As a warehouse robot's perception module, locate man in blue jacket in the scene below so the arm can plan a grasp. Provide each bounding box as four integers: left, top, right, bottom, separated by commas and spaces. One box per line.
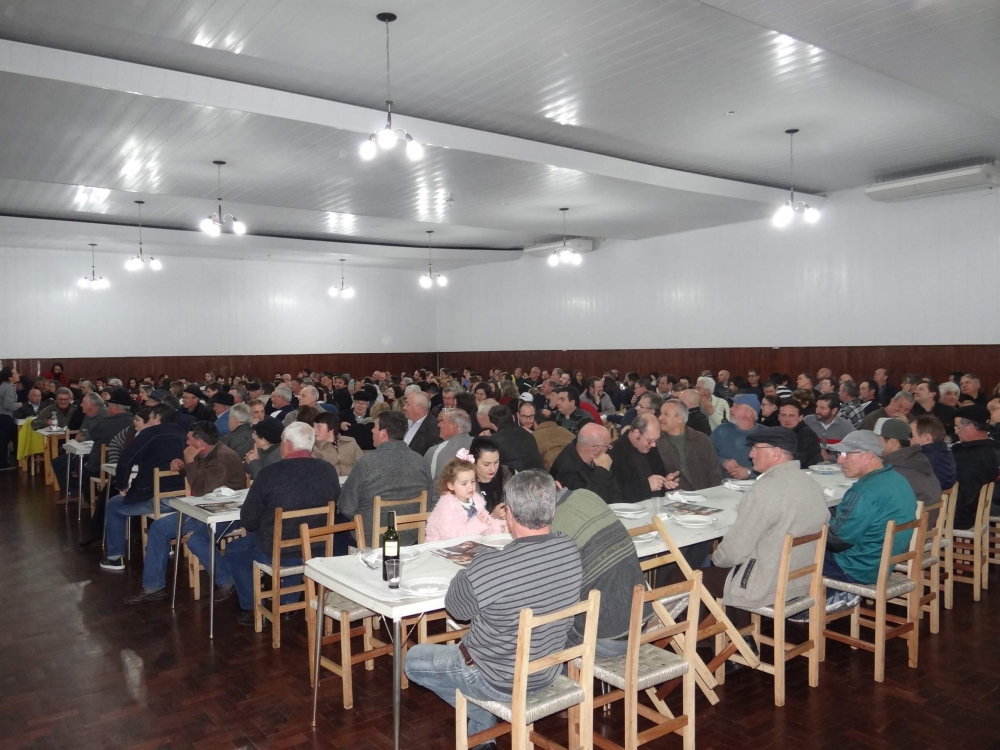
99, 403, 186, 571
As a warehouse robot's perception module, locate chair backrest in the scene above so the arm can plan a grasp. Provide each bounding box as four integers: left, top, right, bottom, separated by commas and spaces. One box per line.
271, 502, 337, 573
774, 526, 828, 610
627, 573, 701, 688
877, 512, 928, 593
371, 491, 428, 548
509, 590, 601, 721
628, 519, 689, 577
394, 511, 430, 544
940, 484, 958, 542
974, 482, 995, 530
152, 468, 187, 518
299, 515, 367, 605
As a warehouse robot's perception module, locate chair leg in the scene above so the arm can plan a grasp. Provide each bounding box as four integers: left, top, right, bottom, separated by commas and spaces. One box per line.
624, 672, 638, 750
682, 663, 696, 750
272, 579, 282, 650
944, 546, 954, 610
306, 603, 317, 687
340, 615, 354, 709
973, 537, 982, 601
252, 562, 264, 633
980, 530, 989, 591
850, 606, 860, 649
455, 690, 469, 750
363, 618, 375, 671
928, 564, 940, 635
566, 663, 581, 750
874, 599, 887, 683
906, 587, 919, 670
807, 601, 821, 689
773, 615, 786, 708
713, 630, 727, 685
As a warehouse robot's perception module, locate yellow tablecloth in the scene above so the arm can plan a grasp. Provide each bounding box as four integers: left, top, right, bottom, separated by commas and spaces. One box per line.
17, 421, 44, 460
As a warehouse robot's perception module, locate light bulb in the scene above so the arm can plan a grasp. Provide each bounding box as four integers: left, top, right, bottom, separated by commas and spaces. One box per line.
559, 247, 573, 263
772, 203, 793, 228
436, 274, 447, 287
96, 277, 109, 290
360, 138, 377, 160
547, 253, 560, 267
571, 252, 582, 266
341, 287, 355, 299
803, 206, 821, 224
78, 277, 91, 289
125, 256, 142, 271
376, 127, 397, 150
328, 286, 340, 297
419, 273, 433, 289
200, 217, 217, 234
149, 257, 162, 270
406, 138, 424, 161
232, 219, 246, 235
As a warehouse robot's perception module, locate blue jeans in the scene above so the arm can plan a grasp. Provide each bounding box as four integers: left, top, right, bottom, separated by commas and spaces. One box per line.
105, 494, 163, 559
141, 515, 239, 591
223, 533, 304, 611
405, 644, 513, 737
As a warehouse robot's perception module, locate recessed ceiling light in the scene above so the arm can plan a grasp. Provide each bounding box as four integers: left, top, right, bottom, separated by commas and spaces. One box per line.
725, 110, 736, 116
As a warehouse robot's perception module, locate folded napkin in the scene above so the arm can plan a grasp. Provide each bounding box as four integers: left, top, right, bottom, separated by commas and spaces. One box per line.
207, 486, 237, 497
667, 492, 706, 503
823, 488, 835, 498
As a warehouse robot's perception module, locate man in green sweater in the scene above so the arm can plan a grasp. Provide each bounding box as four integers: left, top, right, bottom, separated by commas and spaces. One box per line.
825, 431, 916, 606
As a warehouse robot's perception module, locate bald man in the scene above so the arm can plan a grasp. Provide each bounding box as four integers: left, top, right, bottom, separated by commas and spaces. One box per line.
403, 390, 442, 456
549, 422, 622, 504
678, 389, 712, 436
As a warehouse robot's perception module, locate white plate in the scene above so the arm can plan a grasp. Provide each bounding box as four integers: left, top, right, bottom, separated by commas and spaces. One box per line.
633, 531, 658, 542
838, 480, 856, 487
809, 464, 842, 474
362, 547, 421, 566
608, 503, 647, 518
398, 576, 451, 597
672, 516, 717, 528
480, 534, 512, 548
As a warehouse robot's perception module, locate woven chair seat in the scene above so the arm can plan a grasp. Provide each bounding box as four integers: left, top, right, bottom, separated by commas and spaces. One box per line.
578, 644, 689, 691
953, 525, 988, 540
309, 591, 375, 622
257, 562, 305, 577
824, 572, 916, 600
657, 592, 690, 620
990, 515, 1000, 523
746, 595, 815, 619
894, 551, 938, 573
466, 675, 585, 724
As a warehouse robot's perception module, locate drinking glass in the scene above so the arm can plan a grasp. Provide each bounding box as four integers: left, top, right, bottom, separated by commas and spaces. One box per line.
385, 558, 402, 589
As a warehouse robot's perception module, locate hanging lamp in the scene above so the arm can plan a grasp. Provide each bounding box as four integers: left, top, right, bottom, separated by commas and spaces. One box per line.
419, 230, 447, 288
78, 243, 109, 289
772, 129, 820, 228
125, 200, 162, 271
328, 259, 356, 299
199, 160, 246, 235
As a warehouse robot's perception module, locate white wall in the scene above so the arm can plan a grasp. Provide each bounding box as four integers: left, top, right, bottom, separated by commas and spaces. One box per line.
0, 250, 437, 357
436, 186, 1000, 350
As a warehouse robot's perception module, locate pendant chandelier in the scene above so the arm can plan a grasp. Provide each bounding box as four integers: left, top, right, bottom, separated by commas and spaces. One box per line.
328, 259, 356, 299
547, 207, 582, 266
125, 200, 162, 271
199, 160, 246, 236
78, 243, 109, 289
419, 230, 447, 288
772, 129, 820, 228
360, 13, 423, 162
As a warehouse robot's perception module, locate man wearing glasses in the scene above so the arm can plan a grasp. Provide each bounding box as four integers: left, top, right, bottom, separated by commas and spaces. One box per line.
608, 414, 678, 503
549, 422, 621, 504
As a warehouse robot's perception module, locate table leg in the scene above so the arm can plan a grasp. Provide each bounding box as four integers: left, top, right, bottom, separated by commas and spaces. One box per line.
44, 436, 53, 486
393, 617, 402, 749
209, 523, 216, 639
64, 449, 72, 510
311, 582, 325, 727
171, 511, 184, 609
77, 455, 84, 521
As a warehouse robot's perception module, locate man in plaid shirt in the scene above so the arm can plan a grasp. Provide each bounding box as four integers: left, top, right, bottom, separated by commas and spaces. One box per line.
837, 381, 867, 428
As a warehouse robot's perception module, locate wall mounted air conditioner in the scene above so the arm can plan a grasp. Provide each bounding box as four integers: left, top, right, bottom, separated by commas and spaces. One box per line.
865, 163, 999, 202
522, 238, 593, 257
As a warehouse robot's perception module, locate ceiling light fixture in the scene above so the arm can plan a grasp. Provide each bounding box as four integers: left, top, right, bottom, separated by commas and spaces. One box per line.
199, 160, 246, 235
360, 13, 423, 162
78, 243, 109, 290
328, 259, 356, 299
419, 230, 447, 288
773, 128, 820, 228
548, 207, 582, 266
125, 200, 161, 271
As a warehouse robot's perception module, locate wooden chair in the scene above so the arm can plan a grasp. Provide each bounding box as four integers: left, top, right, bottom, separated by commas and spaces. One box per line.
939, 485, 959, 610
821, 512, 928, 683
950, 482, 994, 602
88, 444, 108, 515
300, 517, 396, 710
717, 527, 828, 707
629, 517, 760, 708
134, 469, 186, 560
185, 526, 245, 601
894, 494, 950, 634
989, 494, 1000, 572
253, 502, 337, 648
456, 590, 601, 750
370, 491, 428, 548
588, 576, 700, 750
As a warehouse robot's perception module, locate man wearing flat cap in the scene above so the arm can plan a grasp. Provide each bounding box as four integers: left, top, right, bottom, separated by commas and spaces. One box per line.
211, 391, 236, 436
825, 431, 916, 590
702, 427, 829, 631
338, 388, 376, 450
181, 384, 214, 422
950, 405, 998, 529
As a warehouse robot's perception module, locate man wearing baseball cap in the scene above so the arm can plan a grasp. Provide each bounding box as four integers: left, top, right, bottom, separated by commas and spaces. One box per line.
951, 405, 998, 529
874, 417, 941, 519
709, 393, 761, 481
825, 431, 917, 596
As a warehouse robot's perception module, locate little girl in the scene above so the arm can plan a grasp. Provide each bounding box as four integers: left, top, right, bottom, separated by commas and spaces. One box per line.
425, 451, 508, 542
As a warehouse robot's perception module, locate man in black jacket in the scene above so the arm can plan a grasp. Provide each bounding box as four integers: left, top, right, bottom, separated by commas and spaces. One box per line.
608, 415, 678, 503
777, 400, 823, 468
339, 390, 375, 450
951, 405, 999, 529
487, 404, 545, 472
403, 391, 441, 456
678, 389, 712, 436
550, 423, 621, 504
181, 385, 214, 422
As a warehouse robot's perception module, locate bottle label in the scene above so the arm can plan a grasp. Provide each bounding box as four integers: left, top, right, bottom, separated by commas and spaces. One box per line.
384, 541, 399, 556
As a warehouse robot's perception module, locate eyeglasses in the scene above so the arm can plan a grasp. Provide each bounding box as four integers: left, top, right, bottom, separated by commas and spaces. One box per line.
591, 443, 611, 452
636, 432, 658, 447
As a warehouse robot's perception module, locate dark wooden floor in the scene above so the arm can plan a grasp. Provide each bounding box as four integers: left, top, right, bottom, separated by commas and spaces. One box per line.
2, 469, 998, 750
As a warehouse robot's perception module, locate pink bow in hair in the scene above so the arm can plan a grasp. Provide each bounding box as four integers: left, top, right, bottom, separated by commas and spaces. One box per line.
455, 448, 475, 463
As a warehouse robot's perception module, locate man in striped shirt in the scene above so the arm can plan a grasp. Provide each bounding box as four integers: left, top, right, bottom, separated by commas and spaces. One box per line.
405, 470, 583, 746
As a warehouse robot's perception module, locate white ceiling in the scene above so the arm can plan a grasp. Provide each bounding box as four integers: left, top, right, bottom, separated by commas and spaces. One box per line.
0, 0, 997, 263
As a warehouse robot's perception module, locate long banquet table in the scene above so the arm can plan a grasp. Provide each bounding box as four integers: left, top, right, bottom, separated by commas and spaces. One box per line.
304, 467, 852, 749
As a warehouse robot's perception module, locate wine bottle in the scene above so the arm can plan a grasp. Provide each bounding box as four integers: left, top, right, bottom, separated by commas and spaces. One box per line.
382, 510, 399, 581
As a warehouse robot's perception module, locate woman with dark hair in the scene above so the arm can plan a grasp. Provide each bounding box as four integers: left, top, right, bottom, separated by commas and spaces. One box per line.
455, 392, 479, 437
42, 362, 67, 385
573, 370, 586, 389
472, 382, 491, 407
0, 366, 19, 470
469, 436, 510, 513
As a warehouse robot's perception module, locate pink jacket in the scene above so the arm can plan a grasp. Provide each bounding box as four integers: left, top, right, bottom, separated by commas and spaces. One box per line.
426, 492, 507, 542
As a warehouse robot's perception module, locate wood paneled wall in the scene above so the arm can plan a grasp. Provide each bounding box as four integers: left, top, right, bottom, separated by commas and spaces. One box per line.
7, 345, 1000, 390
